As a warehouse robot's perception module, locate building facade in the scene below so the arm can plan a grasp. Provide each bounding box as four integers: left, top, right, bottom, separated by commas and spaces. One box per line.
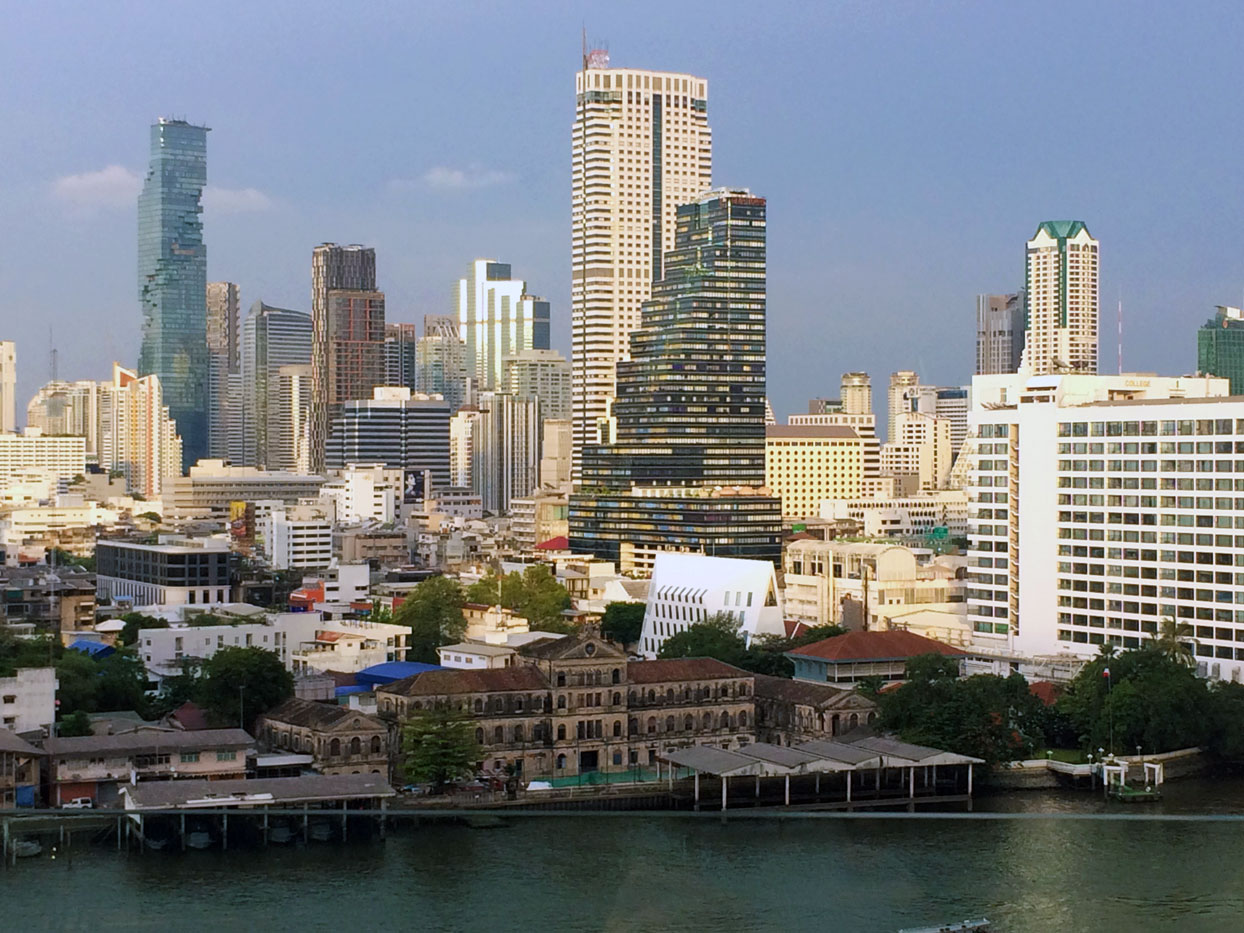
571, 51, 712, 472
258, 698, 389, 776
206, 282, 241, 460
325, 387, 452, 489
137, 118, 209, 467
458, 260, 550, 391
240, 302, 313, 469
0, 340, 14, 433
384, 322, 419, 392
416, 315, 468, 412
95, 536, 232, 607
1197, 305, 1244, 395
1021, 221, 1099, 375
504, 349, 572, 422
765, 425, 863, 517
472, 391, 540, 515
976, 292, 1025, 375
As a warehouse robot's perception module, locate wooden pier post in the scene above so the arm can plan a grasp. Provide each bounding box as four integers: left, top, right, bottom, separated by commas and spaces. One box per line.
222, 811, 228, 851
784, 774, 790, 807
341, 801, 348, 842
721, 775, 727, 812
180, 813, 186, 852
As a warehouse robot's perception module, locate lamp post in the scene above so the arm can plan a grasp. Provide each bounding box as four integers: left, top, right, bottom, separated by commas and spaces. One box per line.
239, 685, 246, 731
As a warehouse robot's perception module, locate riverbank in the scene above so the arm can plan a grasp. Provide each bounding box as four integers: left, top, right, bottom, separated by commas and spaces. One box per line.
989, 746, 1211, 790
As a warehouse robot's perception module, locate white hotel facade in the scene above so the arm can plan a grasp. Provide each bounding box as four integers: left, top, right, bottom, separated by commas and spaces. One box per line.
967, 372, 1244, 682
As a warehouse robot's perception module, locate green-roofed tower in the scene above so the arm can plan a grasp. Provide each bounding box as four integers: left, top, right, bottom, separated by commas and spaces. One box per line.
1022, 220, 1099, 375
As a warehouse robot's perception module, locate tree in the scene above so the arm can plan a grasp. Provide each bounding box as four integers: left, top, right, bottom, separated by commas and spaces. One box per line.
1152, 616, 1197, 668
118, 611, 168, 647
395, 575, 467, 663
402, 708, 480, 792
95, 649, 151, 714
137, 511, 162, 524
58, 710, 92, 737
149, 659, 204, 718
601, 602, 646, 647
466, 571, 524, 608
53, 649, 102, 717
657, 613, 750, 668
1209, 681, 1244, 767
198, 646, 294, 731
514, 565, 571, 630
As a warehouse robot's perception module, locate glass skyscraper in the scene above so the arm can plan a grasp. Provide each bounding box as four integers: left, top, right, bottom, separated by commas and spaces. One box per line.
1198, 305, 1244, 395
138, 118, 209, 468
569, 189, 782, 569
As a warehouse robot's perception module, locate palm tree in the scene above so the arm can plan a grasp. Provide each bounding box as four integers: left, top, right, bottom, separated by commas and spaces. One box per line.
1151, 616, 1197, 667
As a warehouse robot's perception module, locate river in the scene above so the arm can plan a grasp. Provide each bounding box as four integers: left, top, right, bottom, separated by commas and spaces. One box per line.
5, 780, 1244, 931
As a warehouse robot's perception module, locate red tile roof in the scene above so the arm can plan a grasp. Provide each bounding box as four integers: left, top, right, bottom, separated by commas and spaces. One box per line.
379, 666, 549, 697
783, 619, 813, 639
536, 535, 569, 550
1029, 680, 1060, 707
788, 630, 965, 663
627, 658, 750, 683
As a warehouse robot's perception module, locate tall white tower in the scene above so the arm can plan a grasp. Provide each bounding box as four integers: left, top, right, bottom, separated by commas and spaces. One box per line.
1021, 221, 1099, 375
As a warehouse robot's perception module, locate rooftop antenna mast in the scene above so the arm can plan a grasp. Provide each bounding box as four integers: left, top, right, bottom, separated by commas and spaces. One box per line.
1117, 288, 1123, 375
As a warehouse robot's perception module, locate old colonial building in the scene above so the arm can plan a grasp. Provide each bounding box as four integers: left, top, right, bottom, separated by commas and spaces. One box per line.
752, 674, 878, 746
376, 630, 837, 781
258, 697, 388, 776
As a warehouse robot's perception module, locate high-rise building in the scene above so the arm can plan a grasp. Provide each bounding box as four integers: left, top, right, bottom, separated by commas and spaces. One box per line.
240, 302, 312, 469
788, 412, 881, 478
807, 397, 842, 415
471, 391, 540, 515
1197, 305, 1244, 395
449, 407, 479, 488
273, 364, 313, 474
934, 387, 970, 460
0, 340, 15, 432
384, 322, 419, 392
880, 411, 952, 491
504, 349, 571, 422
457, 260, 550, 391
98, 363, 183, 499
417, 315, 468, 412
26, 380, 101, 451
765, 425, 864, 517
137, 118, 209, 468
539, 419, 573, 493
887, 371, 920, 443
1021, 221, 1099, 375
570, 189, 781, 572
571, 50, 712, 473
841, 372, 872, 416
325, 387, 451, 489
310, 243, 384, 471
976, 292, 1025, 375
206, 282, 240, 460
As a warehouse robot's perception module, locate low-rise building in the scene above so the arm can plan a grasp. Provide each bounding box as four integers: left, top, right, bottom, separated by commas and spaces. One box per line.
292, 629, 392, 675
95, 536, 233, 607
259, 503, 333, 570
509, 491, 569, 550
168, 459, 326, 520
257, 697, 388, 776
821, 489, 969, 539
787, 630, 966, 687
336, 526, 409, 567
462, 603, 531, 644
437, 642, 516, 670
0, 565, 95, 631
42, 728, 254, 806
0, 667, 57, 735
0, 729, 41, 807
752, 674, 878, 744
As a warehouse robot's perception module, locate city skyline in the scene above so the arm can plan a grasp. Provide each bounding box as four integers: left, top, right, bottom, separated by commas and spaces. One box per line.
5, 2, 1244, 426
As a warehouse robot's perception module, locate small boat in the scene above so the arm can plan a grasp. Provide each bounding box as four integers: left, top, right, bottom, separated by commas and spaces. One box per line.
13, 839, 42, 858
1109, 784, 1162, 803
899, 921, 991, 933
185, 831, 213, 850
268, 824, 295, 845
308, 821, 333, 842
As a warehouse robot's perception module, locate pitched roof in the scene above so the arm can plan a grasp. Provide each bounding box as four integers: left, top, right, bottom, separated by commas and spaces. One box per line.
0, 730, 42, 756
627, 658, 750, 684
378, 666, 549, 697
170, 702, 209, 731
122, 773, 394, 809
43, 728, 254, 757
1034, 219, 1089, 240
536, 535, 569, 550
521, 634, 627, 662
752, 673, 862, 708
260, 697, 384, 732
787, 630, 965, 663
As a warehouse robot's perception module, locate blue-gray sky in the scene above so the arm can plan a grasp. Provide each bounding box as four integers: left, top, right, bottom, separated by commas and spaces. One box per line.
3, 0, 1243, 424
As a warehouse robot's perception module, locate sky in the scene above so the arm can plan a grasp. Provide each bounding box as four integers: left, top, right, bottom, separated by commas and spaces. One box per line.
3, 0, 1244, 427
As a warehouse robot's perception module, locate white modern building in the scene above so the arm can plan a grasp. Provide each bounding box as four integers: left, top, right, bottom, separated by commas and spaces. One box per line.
319, 463, 401, 524
976, 292, 1025, 375
881, 411, 953, 491
436, 642, 516, 670
0, 429, 86, 494
259, 503, 333, 570
168, 459, 326, 519
966, 372, 1244, 679
472, 391, 539, 515
638, 553, 785, 659
1021, 221, 1099, 376
571, 51, 712, 472
0, 667, 56, 735
240, 301, 312, 469
504, 349, 571, 422
821, 490, 969, 539
457, 260, 550, 391
0, 340, 15, 433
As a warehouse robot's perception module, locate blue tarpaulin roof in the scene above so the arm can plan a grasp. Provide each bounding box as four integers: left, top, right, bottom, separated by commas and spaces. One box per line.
68, 640, 115, 659
334, 685, 371, 697
355, 661, 442, 687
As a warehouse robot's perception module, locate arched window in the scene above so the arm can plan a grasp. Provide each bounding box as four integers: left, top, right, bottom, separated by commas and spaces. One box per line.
740, 683, 749, 697
514, 724, 524, 742
848, 713, 859, 730
370, 736, 382, 754
494, 697, 504, 712
666, 688, 675, 702
556, 754, 567, 770
413, 701, 422, 710
628, 691, 637, 704
329, 738, 341, 757
475, 728, 485, 744
612, 668, 621, 684
647, 689, 656, 703
684, 715, 694, 731
612, 692, 621, 706
612, 720, 622, 737
720, 713, 731, 730
665, 715, 675, 732
867, 712, 877, 724
703, 713, 712, 729
349, 737, 361, 756
557, 695, 567, 709
647, 716, 656, 734
474, 699, 483, 712
493, 726, 504, 744
557, 724, 566, 740
628, 718, 638, 735
831, 714, 840, 735
738, 711, 748, 728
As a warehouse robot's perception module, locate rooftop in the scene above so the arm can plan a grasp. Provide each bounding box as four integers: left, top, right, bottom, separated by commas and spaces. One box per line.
379, 666, 548, 698
788, 630, 965, 664
122, 773, 394, 810
44, 728, 254, 757
260, 697, 384, 732
628, 658, 750, 684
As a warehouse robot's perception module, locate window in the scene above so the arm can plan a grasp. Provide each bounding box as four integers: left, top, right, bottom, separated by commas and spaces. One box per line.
180, 752, 199, 763
556, 754, 566, 770
370, 736, 382, 755
613, 720, 622, 737
349, 737, 361, 756
612, 668, 621, 684
1, 695, 14, 704
647, 716, 656, 734
329, 739, 341, 757
494, 726, 504, 744
475, 728, 485, 744
665, 715, 675, 732
557, 695, 566, 709
216, 750, 237, 762
557, 724, 566, 740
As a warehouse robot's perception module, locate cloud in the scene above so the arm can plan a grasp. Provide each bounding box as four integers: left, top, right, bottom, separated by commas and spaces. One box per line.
401, 165, 517, 191
203, 186, 273, 214
51, 165, 141, 209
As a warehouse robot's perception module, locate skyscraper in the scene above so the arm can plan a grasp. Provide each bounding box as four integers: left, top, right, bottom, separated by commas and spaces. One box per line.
206, 282, 240, 460
384, 322, 419, 392
887, 371, 919, 443
457, 260, 550, 391
571, 49, 712, 473
310, 243, 384, 471
137, 118, 209, 468
504, 349, 572, 422
0, 340, 14, 432
1197, 306, 1244, 394
240, 301, 312, 469
325, 387, 451, 489
1021, 221, 1099, 375
976, 292, 1025, 375
98, 363, 183, 499
840, 372, 872, 416
417, 315, 468, 411
471, 391, 540, 514
570, 189, 781, 571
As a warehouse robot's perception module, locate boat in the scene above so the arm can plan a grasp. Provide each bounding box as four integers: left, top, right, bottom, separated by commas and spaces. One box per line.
308, 821, 333, 842
899, 921, 991, 933
1109, 784, 1162, 803
13, 839, 42, 858
268, 823, 295, 845
185, 831, 213, 850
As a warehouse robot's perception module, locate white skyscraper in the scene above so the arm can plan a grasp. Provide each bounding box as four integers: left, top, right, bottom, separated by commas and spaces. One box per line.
0, 340, 15, 432
457, 260, 549, 392
504, 349, 572, 422
1021, 221, 1099, 375
571, 49, 711, 472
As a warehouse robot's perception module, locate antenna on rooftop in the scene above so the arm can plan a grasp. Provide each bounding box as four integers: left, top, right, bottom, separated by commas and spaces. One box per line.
1117, 288, 1123, 375
49, 326, 58, 384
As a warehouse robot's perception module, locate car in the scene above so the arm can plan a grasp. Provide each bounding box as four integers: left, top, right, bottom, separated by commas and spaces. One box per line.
400, 784, 428, 796
62, 797, 94, 809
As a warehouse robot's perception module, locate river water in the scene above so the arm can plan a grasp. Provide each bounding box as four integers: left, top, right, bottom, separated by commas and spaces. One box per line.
5, 780, 1244, 931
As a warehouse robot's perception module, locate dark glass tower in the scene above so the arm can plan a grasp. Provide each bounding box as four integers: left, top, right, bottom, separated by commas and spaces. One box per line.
138, 118, 209, 469
570, 189, 782, 565
1198, 305, 1244, 394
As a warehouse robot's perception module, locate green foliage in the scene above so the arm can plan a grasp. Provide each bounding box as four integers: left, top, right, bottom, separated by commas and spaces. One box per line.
137, 511, 162, 523
57, 710, 93, 737
118, 612, 168, 647
1209, 682, 1244, 767
466, 565, 572, 632
789, 624, 848, 649
657, 613, 751, 668
0, 632, 60, 677
368, 601, 393, 625
1058, 644, 1213, 754
402, 708, 480, 791
197, 646, 294, 731
95, 649, 151, 713
600, 602, 646, 646
46, 547, 94, 572
877, 653, 1046, 765
149, 659, 204, 718
395, 576, 467, 664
